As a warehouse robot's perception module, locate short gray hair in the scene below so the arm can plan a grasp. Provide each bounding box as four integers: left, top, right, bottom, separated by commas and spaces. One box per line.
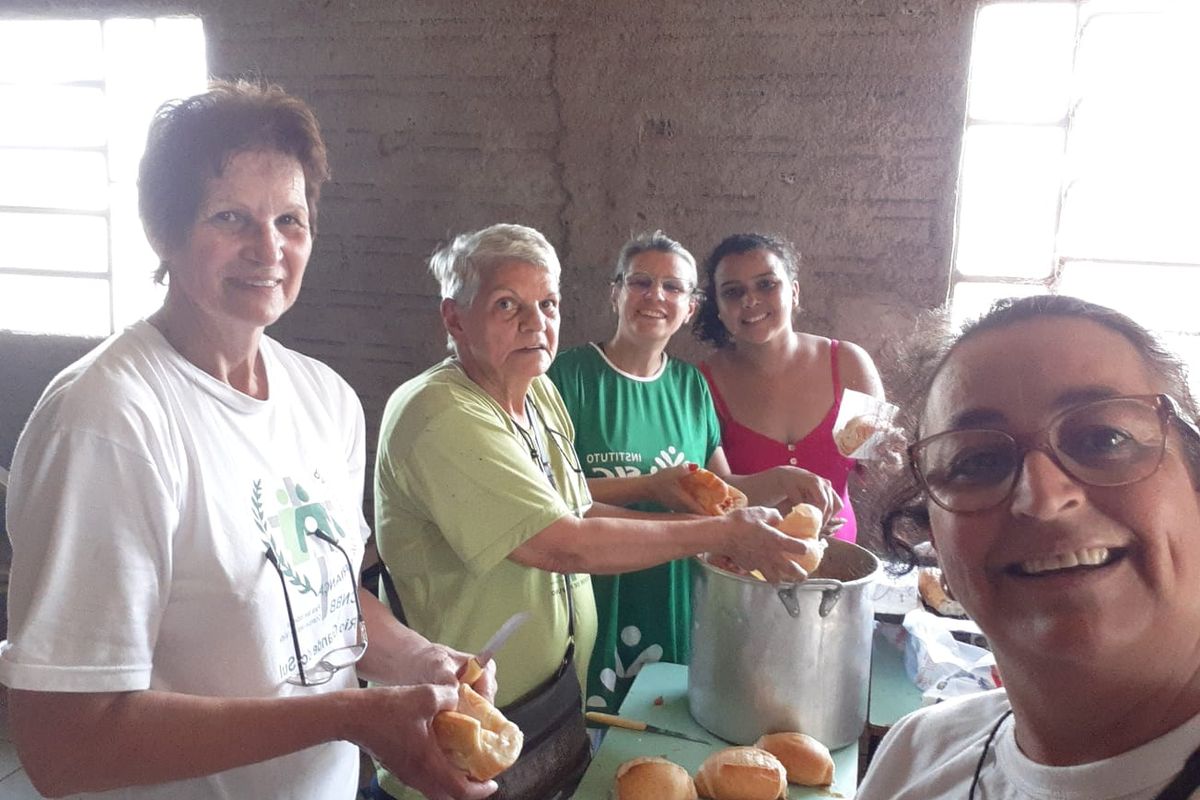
612, 230, 697, 282
429, 223, 561, 307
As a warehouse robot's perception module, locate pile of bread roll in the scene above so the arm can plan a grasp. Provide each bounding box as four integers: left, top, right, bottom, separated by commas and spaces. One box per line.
612, 733, 834, 800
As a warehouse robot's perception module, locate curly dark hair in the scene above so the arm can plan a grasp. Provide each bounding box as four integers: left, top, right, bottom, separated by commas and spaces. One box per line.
877, 294, 1200, 571
692, 233, 800, 348
138, 79, 330, 283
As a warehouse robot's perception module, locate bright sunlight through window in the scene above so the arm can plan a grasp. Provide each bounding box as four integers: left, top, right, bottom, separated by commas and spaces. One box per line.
949, 0, 1200, 378
0, 17, 206, 338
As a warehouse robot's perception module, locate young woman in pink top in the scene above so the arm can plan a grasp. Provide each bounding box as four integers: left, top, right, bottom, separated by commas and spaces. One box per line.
693, 233, 885, 542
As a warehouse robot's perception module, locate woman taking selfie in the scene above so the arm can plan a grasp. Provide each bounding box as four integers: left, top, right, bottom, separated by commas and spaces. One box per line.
858, 295, 1200, 800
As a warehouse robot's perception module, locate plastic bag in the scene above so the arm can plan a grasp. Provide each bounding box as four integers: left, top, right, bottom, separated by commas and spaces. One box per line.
833, 389, 901, 461
902, 608, 999, 704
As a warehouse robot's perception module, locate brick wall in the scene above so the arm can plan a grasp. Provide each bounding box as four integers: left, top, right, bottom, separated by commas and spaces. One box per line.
1, 0, 975, 535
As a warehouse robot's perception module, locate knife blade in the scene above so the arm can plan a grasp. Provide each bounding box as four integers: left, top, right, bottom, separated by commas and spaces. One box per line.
585, 711, 712, 745
458, 611, 530, 683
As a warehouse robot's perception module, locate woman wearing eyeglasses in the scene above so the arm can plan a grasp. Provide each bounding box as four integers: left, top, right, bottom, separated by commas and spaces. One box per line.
693, 233, 886, 543
856, 295, 1200, 800
1, 82, 493, 800
546, 231, 841, 715
374, 224, 822, 800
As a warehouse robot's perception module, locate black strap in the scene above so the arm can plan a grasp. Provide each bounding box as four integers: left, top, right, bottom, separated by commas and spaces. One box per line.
968, 708, 1200, 800
377, 561, 408, 626
968, 709, 1012, 800
1155, 746, 1200, 800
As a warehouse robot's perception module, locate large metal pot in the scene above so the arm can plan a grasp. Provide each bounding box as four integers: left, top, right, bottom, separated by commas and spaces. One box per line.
687, 539, 880, 748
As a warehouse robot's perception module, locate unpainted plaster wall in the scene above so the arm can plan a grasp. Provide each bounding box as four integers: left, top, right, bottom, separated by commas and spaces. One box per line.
0, 1, 974, 533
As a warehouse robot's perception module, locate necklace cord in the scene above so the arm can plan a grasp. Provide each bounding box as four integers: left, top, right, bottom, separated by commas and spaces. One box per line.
968, 709, 1013, 800
967, 709, 1200, 800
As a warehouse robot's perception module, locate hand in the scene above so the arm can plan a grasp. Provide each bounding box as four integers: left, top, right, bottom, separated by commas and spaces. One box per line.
713, 506, 814, 584
353, 684, 498, 800
384, 642, 497, 702
647, 463, 709, 515
765, 466, 843, 531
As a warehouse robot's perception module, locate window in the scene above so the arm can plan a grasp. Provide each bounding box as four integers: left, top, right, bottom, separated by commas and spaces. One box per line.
949, 1, 1200, 375
0, 17, 206, 337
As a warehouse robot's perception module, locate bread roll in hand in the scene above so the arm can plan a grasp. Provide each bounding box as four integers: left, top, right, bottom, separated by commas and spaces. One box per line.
431, 683, 523, 781
754, 732, 835, 786
612, 756, 697, 800
695, 747, 787, 800
678, 467, 748, 516
773, 502, 828, 574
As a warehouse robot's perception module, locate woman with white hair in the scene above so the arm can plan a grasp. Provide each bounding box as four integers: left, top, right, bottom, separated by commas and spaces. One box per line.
373, 223, 823, 800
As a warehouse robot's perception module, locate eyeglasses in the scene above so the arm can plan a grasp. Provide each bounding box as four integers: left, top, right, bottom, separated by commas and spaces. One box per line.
616, 272, 697, 298
909, 394, 1200, 514
265, 526, 367, 686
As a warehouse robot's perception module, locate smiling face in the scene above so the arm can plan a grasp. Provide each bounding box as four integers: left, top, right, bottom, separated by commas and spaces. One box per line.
161, 149, 311, 337
445, 259, 560, 399
713, 248, 799, 345
923, 316, 1200, 666
612, 250, 698, 346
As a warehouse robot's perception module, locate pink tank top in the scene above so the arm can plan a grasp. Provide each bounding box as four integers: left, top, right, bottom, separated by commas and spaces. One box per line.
700, 340, 857, 542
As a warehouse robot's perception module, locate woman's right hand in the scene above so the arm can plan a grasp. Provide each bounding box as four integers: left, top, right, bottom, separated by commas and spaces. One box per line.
352, 683, 498, 800
714, 506, 814, 583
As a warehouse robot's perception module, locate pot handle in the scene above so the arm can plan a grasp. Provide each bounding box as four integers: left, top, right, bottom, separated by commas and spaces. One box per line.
776, 579, 845, 619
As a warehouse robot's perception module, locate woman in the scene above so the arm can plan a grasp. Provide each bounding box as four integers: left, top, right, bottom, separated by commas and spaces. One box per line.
0, 81, 493, 800
857, 295, 1200, 800
548, 230, 841, 713
374, 224, 823, 800
693, 233, 886, 542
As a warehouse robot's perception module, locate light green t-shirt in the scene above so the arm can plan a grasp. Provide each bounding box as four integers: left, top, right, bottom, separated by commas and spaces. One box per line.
548, 343, 720, 713
374, 359, 596, 798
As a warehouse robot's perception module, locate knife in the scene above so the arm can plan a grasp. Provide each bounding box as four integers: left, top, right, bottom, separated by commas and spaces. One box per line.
458, 611, 531, 684
585, 712, 712, 745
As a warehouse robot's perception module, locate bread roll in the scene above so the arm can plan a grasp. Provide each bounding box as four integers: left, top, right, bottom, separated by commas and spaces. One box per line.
754, 732, 834, 787
774, 503, 827, 574
432, 683, 523, 781
612, 756, 697, 800
835, 414, 878, 456
678, 468, 748, 516
694, 747, 787, 800
918, 566, 966, 617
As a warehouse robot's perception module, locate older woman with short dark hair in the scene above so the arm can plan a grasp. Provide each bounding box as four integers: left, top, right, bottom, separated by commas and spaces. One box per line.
374, 223, 821, 800
1, 80, 492, 800
858, 295, 1200, 800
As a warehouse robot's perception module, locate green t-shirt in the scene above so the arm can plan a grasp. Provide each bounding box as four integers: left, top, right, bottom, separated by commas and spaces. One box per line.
374, 359, 596, 798
547, 343, 720, 713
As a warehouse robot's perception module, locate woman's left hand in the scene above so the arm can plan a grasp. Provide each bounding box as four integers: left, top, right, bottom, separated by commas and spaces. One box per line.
397, 643, 499, 701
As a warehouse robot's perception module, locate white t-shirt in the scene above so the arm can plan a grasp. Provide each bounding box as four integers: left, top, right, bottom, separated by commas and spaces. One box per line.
1, 320, 371, 800
858, 689, 1200, 800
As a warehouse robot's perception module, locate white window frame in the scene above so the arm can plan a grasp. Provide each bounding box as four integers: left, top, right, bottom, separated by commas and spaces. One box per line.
0, 16, 207, 338
948, 0, 1200, 373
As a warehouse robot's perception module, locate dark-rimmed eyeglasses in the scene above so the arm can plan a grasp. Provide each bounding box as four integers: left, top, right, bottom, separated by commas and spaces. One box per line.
265, 526, 367, 686
615, 271, 698, 298
909, 393, 1200, 514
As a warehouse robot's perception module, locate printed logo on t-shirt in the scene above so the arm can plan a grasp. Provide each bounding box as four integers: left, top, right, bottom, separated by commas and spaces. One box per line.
585, 445, 689, 478
253, 473, 359, 683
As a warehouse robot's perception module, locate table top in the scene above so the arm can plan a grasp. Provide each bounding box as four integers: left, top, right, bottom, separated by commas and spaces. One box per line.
572, 662, 860, 799
868, 625, 924, 728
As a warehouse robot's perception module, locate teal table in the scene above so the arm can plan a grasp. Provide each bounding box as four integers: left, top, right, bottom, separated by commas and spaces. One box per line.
572, 662, 860, 799
868, 625, 924, 728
